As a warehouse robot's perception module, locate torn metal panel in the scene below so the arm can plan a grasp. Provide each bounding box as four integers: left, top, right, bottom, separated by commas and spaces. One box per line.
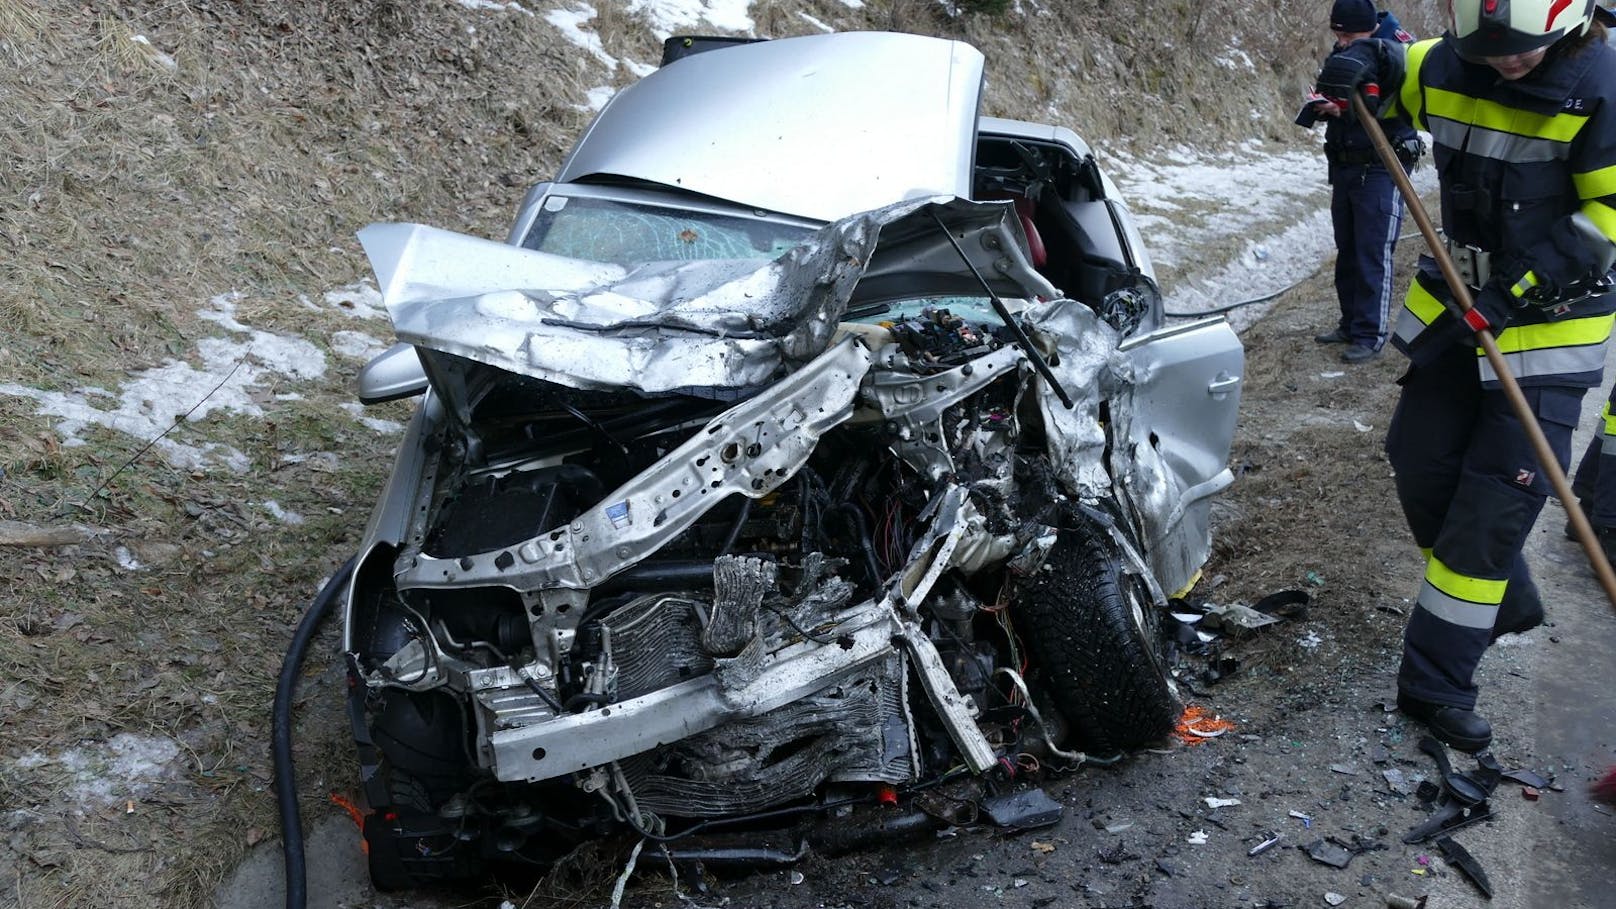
359, 196, 1054, 396
1025, 298, 1116, 500
1107, 317, 1243, 595
393, 336, 871, 593
486, 600, 893, 782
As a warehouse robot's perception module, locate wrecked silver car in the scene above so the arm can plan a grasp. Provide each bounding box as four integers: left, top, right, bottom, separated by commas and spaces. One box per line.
340, 31, 1243, 888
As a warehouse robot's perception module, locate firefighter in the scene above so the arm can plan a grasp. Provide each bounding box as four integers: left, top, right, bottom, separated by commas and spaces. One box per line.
1317, 0, 1616, 753
1568, 384, 1616, 559
1297, 0, 1422, 363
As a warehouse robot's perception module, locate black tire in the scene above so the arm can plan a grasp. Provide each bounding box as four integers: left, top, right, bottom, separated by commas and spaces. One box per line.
1017, 523, 1180, 753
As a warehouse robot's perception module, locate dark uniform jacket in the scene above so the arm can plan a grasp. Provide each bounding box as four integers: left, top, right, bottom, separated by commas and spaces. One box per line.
1387, 33, 1616, 387
1298, 12, 1420, 180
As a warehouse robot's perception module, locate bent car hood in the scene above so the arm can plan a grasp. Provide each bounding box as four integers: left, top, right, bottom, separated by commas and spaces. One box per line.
556, 32, 983, 222
359, 196, 1056, 395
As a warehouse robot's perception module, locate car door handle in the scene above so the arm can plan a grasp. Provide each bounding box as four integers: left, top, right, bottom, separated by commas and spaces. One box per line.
1207, 373, 1241, 396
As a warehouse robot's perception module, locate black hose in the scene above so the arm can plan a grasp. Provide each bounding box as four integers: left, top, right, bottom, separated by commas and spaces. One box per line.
1162, 230, 1422, 318
273, 557, 356, 909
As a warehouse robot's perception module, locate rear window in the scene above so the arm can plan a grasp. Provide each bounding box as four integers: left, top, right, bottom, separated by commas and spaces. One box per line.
521, 196, 812, 265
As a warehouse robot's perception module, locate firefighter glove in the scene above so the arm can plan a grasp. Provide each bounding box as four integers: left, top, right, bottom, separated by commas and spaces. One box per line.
1406, 283, 1514, 367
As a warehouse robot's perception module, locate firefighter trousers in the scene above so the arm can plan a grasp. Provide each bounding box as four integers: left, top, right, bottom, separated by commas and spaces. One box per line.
1384, 343, 1584, 708
1571, 381, 1616, 529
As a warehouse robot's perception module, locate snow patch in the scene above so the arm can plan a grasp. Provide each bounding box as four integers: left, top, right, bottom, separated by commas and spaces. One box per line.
113, 546, 144, 571
340, 402, 404, 435
583, 85, 617, 111
799, 12, 834, 32
323, 281, 386, 320
129, 34, 177, 70
628, 0, 754, 38
546, 3, 619, 70
1106, 140, 1438, 330
0, 293, 326, 473
454, 0, 534, 14
1214, 48, 1254, 71
330, 330, 389, 361
262, 500, 306, 525
14, 733, 182, 808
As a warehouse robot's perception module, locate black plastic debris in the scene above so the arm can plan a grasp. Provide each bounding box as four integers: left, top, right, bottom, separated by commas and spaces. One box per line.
1201, 655, 1241, 685
1403, 799, 1494, 844
982, 789, 1063, 831
1302, 839, 1353, 869
1254, 588, 1310, 620
1501, 768, 1550, 789
1436, 835, 1493, 899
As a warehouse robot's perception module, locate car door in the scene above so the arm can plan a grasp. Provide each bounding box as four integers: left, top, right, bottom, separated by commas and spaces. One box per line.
1110, 316, 1244, 598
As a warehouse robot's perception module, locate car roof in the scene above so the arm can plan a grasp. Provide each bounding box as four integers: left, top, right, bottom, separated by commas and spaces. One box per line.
553, 31, 984, 223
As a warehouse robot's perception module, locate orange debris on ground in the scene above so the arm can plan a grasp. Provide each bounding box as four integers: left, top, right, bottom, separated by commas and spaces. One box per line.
330, 792, 370, 854
1173, 705, 1237, 745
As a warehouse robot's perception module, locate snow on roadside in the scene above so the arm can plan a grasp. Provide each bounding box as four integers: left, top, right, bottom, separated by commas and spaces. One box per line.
453, 0, 535, 15
628, 0, 754, 38
1106, 138, 1438, 327
0, 293, 326, 474
13, 733, 183, 810
319, 281, 386, 320
545, 3, 619, 70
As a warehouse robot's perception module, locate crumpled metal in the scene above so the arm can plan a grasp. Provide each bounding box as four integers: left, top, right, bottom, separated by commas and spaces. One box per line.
359, 196, 1054, 395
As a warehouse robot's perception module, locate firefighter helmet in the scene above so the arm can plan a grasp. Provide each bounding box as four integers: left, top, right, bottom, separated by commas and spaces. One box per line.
1448, 0, 1598, 60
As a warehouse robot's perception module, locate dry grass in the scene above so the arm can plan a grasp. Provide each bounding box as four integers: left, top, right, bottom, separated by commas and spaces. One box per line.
0, 1, 1403, 906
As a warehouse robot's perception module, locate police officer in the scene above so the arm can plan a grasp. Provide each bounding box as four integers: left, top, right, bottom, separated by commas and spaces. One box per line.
1299, 0, 1421, 364
1318, 0, 1616, 752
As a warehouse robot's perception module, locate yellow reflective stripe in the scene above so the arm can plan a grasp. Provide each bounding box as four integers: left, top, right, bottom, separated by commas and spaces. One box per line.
1419, 546, 1433, 559
1399, 39, 1438, 128
1405, 279, 1446, 326
1575, 165, 1616, 200
1424, 87, 1587, 141
1603, 402, 1616, 437
1583, 200, 1616, 241
1426, 555, 1507, 605
1510, 271, 1539, 298
1491, 313, 1616, 354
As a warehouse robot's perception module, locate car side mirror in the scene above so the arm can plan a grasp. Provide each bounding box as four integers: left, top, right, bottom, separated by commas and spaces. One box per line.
356, 342, 427, 405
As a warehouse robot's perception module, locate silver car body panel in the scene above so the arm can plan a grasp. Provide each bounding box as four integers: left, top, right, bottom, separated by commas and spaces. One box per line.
555, 32, 983, 222
1110, 317, 1244, 594
359, 196, 1053, 395
484, 483, 999, 783
394, 336, 872, 594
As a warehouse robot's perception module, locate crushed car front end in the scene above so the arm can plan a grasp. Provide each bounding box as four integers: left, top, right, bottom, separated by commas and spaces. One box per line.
339, 31, 1243, 889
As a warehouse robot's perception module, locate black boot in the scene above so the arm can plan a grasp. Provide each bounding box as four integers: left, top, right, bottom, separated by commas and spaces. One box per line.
1397, 692, 1493, 753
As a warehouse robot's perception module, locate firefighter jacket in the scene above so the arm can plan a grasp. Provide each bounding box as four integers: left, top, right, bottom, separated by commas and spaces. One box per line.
1385, 34, 1616, 388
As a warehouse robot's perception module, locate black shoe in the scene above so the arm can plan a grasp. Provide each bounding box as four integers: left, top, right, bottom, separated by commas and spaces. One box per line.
1341, 344, 1380, 363
1314, 328, 1350, 344
1490, 600, 1544, 642
1563, 519, 1616, 563
1397, 692, 1493, 753
1563, 503, 1586, 540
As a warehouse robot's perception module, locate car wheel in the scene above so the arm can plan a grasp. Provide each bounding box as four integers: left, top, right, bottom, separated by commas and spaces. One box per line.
1017, 523, 1180, 754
